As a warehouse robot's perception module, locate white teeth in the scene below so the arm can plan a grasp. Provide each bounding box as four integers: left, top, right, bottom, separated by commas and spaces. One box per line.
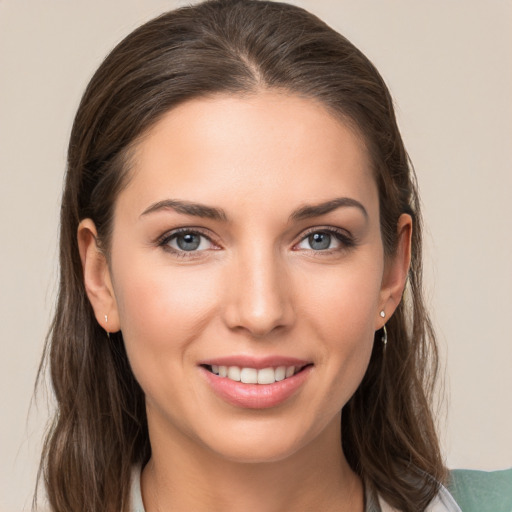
240, 367, 258, 384
275, 366, 286, 381
227, 366, 241, 381
210, 364, 301, 384
257, 367, 276, 384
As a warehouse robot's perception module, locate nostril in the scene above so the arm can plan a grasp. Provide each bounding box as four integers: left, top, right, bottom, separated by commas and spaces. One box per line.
221, 265, 295, 336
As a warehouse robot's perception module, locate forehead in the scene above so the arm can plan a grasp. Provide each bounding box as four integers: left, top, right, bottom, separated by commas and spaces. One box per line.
119, 91, 377, 220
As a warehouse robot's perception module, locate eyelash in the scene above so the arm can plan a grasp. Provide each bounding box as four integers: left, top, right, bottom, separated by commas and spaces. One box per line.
294, 227, 356, 254
157, 226, 356, 257
157, 228, 219, 258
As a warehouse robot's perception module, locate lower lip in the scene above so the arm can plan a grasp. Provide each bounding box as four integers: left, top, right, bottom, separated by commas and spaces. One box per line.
201, 366, 313, 409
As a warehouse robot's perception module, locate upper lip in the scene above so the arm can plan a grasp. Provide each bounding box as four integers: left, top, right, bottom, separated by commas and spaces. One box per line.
198, 355, 312, 370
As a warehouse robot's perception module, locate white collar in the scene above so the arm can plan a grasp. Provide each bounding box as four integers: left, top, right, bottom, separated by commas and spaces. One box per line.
130, 465, 145, 512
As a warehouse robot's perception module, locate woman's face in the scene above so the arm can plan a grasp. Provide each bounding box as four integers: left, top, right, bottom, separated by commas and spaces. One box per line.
84, 92, 409, 463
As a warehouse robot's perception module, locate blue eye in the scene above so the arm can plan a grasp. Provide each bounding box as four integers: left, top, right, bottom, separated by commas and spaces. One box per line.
162, 230, 214, 253
307, 232, 332, 250
296, 229, 353, 252
174, 233, 202, 251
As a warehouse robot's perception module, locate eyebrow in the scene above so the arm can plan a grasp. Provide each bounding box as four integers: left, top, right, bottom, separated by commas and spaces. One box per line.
290, 197, 368, 222
140, 197, 367, 222
140, 199, 228, 221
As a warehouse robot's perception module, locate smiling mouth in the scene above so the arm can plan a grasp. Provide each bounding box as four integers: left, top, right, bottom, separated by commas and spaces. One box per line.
202, 364, 311, 385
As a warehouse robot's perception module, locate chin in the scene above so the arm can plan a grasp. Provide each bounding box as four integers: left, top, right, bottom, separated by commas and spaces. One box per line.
196, 417, 323, 465
211, 437, 304, 464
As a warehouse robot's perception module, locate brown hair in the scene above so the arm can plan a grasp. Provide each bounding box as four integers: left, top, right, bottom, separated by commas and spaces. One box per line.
37, 1, 445, 510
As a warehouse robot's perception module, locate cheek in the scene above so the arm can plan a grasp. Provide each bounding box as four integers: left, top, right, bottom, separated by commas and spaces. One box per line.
110, 251, 221, 377
301, 257, 383, 340
298, 258, 382, 400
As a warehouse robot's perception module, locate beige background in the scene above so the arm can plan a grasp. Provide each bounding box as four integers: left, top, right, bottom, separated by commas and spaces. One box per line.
1, 1, 511, 510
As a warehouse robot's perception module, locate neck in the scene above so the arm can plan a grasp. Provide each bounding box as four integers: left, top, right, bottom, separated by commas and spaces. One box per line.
141, 415, 364, 512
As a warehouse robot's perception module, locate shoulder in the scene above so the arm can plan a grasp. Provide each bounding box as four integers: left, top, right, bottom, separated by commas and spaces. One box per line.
377, 468, 512, 512
447, 468, 512, 512
377, 483, 461, 512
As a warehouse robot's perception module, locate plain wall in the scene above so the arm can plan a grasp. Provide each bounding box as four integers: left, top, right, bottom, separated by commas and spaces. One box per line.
1, 1, 511, 510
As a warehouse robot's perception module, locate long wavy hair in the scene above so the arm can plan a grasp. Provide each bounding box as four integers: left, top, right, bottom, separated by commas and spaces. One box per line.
37, 1, 445, 510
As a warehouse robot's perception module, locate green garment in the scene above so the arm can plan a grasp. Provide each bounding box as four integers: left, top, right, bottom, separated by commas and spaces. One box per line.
448, 468, 512, 512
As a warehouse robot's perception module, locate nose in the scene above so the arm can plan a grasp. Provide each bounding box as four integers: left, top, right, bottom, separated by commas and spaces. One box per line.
222, 248, 295, 338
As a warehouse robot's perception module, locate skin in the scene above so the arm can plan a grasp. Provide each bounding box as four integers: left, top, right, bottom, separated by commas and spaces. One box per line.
78, 91, 412, 512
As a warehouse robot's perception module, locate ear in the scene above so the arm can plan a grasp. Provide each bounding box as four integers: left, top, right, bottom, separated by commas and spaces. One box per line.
376, 213, 412, 329
77, 219, 120, 333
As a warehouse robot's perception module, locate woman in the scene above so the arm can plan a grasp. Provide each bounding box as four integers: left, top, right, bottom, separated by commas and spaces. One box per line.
37, 0, 462, 510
